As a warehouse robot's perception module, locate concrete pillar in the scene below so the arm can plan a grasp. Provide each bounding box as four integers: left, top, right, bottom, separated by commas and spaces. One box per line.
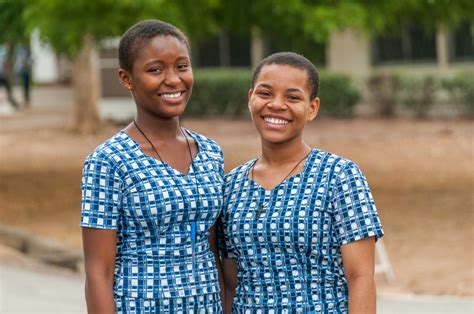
436, 26, 449, 69
251, 26, 265, 69
326, 29, 371, 78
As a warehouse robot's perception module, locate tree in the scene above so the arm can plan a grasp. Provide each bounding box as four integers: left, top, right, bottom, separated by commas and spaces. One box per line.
0, 0, 29, 44
198, 0, 474, 66
23, 0, 185, 133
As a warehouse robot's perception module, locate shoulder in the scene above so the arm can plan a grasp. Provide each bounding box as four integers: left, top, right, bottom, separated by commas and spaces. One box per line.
187, 129, 223, 159
84, 131, 134, 169
308, 148, 360, 177
224, 160, 254, 185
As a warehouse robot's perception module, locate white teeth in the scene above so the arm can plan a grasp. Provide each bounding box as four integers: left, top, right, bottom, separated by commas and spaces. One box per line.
161, 92, 182, 99
264, 117, 289, 125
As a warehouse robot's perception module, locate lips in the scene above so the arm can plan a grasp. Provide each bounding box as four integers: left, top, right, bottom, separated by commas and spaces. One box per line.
158, 91, 184, 99
157, 90, 187, 104
263, 116, 290, 125
262, 115, 292, 126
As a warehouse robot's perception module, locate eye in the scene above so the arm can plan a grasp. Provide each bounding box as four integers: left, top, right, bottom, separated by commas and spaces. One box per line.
256, 90, 272, 98
287, 94, 301, 102
148, 67, 162, 74
177, 63, 190, 71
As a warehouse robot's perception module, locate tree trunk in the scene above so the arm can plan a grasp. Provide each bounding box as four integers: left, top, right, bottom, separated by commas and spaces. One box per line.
71, 34, 101, 134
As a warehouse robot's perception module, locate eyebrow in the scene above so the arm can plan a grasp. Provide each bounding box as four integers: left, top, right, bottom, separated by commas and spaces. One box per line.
256, 83, 304, 94
256, 83, 273, 89
287, 88, 304, 93
143, 56, 190, 67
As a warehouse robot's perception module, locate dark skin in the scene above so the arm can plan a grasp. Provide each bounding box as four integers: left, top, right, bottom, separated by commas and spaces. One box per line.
222, 64, 376, 313
82, 35, 224, 312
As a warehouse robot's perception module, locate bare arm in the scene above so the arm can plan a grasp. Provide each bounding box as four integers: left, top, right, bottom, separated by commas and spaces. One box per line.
222, 258, 238, 314
82, 227, 117, 314
341, 236, 377, 314
209, 224, 225, 309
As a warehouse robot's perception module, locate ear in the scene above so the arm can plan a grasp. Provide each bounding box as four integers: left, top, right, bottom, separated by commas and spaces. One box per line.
247, 88, 253, 111
307, 97, 320, 122
118, 68, 133, 91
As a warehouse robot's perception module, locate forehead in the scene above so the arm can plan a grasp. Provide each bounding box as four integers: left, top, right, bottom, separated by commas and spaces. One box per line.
255, 64, 310, 92
133, 35, 189, 64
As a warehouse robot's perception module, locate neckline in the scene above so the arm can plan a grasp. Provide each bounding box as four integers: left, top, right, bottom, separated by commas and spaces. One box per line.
119, 129, 201, 177
246, 148, 315, 193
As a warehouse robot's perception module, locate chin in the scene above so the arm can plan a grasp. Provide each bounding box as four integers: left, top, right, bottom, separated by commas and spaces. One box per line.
158, 103, 188, 118
259, 134, 290, 145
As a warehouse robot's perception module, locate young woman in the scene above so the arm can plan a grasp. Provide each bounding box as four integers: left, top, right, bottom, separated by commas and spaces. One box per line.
81, 20, 223, 313
219, 52, 384, 313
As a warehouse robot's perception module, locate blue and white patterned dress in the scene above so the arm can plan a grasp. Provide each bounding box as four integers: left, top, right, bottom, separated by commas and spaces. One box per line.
81, 130, 224, 313
219, 149, 384, 313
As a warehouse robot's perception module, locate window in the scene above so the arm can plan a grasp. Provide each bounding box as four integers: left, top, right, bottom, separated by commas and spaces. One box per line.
372, 25, 437, 64
451, 22, 474, 61
193, 32, 251, 67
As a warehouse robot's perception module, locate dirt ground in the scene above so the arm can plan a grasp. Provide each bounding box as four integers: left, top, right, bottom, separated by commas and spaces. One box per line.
0, 101, 473, 297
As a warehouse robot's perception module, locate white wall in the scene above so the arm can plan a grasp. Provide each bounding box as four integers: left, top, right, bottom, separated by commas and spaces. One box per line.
31, 30, 58, 83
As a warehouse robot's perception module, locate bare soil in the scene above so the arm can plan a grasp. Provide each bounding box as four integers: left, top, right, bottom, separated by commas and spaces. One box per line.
0, 106, 473, 296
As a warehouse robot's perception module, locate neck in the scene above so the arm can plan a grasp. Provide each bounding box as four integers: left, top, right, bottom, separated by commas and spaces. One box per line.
260, 138, 311, 166
134, 114, 182, 141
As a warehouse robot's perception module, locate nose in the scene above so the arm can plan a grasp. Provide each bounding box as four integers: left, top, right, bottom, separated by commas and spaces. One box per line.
267, 96, 287, 110
164, 69, 181, 86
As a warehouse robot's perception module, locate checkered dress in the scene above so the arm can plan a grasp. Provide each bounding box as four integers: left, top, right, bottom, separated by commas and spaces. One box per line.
81, 130, 224, 313
218, 149, 384, 313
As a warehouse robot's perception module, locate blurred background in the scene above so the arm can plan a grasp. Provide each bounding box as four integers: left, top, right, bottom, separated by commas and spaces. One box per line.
0, 0, 473, 313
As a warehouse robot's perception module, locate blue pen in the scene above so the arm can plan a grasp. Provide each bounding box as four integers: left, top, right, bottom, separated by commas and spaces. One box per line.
191, 221, 196, 278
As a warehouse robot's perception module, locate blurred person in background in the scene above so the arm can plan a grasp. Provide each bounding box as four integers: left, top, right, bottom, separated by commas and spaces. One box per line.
0, 42, 20, 110
81, 20, 224, 313
219, 52, 384, 313
14, 43, 32, 107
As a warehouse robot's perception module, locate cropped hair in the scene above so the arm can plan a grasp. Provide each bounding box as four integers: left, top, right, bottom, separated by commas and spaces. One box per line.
251, 52, 320, 99
118, 19, 190, 72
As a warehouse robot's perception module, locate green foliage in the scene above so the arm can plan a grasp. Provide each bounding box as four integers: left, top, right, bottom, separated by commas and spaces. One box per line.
318, 72, 360, 117
187, 68, 251, 117
187, 69, 359, 118
0, 0, 30, 43
23, 0, 184, 57
442, 72, 474, 118
398, 75, 439, 119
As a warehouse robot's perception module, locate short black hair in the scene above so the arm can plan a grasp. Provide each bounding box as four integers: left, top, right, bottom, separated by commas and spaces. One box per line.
251, 52, 320, 100
118, 19, 191, 72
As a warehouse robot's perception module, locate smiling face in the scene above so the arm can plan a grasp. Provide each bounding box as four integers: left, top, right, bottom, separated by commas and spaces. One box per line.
248, 64, 319, 145
119, 35, 193, 120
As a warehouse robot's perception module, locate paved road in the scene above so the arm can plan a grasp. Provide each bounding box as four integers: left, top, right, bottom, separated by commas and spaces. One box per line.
0, 265, 86, 313
1, 264, 472, 314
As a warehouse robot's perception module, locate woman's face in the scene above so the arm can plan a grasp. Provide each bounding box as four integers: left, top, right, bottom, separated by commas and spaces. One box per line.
119, 35, 193, 120
248, 64, 319, 145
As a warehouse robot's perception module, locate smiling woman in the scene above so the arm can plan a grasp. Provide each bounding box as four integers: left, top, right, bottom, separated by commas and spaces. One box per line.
218, 52, 384, 314
119, 35, 194, 120
80, 20, 224, 313
248, 63, 319, 146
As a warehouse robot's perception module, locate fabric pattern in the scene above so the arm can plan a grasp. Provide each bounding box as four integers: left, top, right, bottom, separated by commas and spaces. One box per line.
218, 149, 384, 313
81, 130, 224, 311
116, 292, 222, 313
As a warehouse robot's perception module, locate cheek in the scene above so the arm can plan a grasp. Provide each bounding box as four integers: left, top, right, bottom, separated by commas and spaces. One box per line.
184, 72, 194, 87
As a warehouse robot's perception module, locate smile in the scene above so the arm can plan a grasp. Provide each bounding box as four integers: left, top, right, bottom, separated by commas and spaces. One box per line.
263, 116, 290, 125
159, 91, 183, 99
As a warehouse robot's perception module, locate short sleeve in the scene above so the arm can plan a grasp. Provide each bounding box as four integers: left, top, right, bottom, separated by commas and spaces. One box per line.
80, 156, 122, 230
332, 161, 384, 245
217, 213, 238, 259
